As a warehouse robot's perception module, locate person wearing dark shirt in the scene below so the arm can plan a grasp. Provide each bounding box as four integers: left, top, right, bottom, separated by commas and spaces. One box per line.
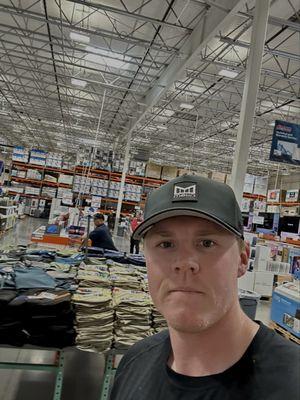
88, 213, 118, 251
111, 175, 299, 400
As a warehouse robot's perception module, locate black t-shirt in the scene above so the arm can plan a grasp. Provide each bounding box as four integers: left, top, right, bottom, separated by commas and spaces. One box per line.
88, 224, 117, 251
110, 322, 299, 400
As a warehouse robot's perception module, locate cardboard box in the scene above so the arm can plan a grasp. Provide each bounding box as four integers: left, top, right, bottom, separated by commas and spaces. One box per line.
146, 162, 162, 179
208, 171, 226, 183
271, 282, 300, 338
253, 271, 274, 297
161, 166, 178, 181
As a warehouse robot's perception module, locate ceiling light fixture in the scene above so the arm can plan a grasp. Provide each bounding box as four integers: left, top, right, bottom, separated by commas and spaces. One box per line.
180, 103, 194, 110
70, 32, 90, 44
85, 47, 131, 69
157, 125, 168, 130
71, 78, 87, 87
218, 69, 239, 78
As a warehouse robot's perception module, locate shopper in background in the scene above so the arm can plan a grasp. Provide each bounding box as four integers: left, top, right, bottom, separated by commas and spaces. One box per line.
88, 213, 118, 251
107, 209, 116, 233
111, 175, 299, 400
130, 213, 143, 254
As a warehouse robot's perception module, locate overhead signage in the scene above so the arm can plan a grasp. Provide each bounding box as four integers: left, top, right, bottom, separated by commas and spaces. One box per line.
269, 120, 300, 166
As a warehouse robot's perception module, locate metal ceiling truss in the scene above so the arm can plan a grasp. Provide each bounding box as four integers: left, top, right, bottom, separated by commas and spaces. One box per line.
0, 0, 299, 176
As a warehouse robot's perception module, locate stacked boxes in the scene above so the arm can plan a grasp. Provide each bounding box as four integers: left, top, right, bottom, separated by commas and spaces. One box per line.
26, 169, 43, 180
41, 187, 57, 198
57, 187, 73, 199
25, 186, 41, 196
146, 162, 162, 179
128, 161, 146, 177
58, 174, 73, 185
73, 175, 91, 194
12, 147, 29, 163
161, 166, 178, 181
108, 181, 121, 199
11, 169, 26, 178
90, 178, 108, 197
29, 149, 47, 166
46, 152, 63, 168
124, 184, 142, 202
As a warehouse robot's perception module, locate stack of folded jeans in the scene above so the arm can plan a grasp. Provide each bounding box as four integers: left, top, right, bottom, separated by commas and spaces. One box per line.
113, 288, 152, 349
72, 287, 114, 352
151, 305, 168, 333
0, 289, 27, 346
0, 289, 76, 347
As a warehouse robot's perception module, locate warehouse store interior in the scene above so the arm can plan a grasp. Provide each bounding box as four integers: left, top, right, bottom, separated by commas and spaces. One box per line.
0, 0, 299, 399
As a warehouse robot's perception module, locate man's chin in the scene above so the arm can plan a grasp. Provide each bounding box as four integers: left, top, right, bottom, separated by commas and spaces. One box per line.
164, 313, 215, 334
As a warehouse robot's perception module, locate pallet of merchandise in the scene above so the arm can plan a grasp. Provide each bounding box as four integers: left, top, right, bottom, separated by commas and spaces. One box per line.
269, 321, 300, 345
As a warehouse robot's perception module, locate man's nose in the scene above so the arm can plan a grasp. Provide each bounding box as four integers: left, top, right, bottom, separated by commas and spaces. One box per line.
172, 251, 200, 274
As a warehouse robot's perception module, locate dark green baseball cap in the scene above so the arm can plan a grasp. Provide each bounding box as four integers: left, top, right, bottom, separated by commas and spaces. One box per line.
133, 174, 243, 240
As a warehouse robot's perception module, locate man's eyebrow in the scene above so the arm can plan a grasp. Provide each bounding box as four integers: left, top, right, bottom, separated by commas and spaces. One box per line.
193, 230, 228, 236
148, 230, 174, 237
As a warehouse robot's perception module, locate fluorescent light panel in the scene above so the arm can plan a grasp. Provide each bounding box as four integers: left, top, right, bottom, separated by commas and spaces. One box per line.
218, 69, 238, 78
156, 125, 168, 130
70, 32, 90, 44
85, 47, 131, 69
180, 103, 194, 110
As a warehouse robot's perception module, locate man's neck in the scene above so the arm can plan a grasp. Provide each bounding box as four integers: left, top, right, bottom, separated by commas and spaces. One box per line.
168, 304, 259, 377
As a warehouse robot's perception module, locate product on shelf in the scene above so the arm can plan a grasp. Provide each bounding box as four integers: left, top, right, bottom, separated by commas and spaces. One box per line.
12, 146, 29, 163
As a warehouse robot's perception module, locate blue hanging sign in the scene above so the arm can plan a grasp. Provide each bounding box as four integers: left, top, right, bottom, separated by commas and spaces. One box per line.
269, 120, 300, 166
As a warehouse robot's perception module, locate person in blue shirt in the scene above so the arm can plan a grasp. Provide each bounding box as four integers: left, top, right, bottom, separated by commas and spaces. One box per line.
88, 213, 118, 251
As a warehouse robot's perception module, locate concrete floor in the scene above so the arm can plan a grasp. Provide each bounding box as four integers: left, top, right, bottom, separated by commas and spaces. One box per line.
0, 216, 272, 400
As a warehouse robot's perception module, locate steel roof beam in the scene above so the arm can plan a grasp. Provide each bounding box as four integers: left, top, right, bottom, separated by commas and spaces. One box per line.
67, 0, 193, 31
0, 4, 177, 53
122, 0, 248, 139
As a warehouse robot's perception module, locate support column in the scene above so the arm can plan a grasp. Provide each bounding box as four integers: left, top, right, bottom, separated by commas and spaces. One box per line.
230, 0, 270, 205
113, 131, 132, 237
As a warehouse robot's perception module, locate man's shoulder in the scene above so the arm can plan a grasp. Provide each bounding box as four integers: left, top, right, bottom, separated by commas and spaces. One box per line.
255, 322, 299, 363
118, 330, 169, 369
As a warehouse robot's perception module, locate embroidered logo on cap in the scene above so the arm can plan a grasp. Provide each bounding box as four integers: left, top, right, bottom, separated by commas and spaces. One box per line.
173, 182, 197, 202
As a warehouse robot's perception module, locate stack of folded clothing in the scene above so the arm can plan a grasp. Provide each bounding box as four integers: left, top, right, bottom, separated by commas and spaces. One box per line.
109, 261, 142, 290
77, 261, 110, 288
113, 288, 152, 349
0, 289, 26, 346
151, 305, 168, 333
73, 287, 114, 352
9, 289, 76, 347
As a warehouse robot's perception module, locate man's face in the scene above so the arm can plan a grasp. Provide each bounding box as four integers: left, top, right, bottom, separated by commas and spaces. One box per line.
94, 218, 103, 227
144, 216, 248, 334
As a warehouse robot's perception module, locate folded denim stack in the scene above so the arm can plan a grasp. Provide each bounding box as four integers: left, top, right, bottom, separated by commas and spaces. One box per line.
0, 289, 76, 347
151, 305, 168, 333
113, 288, 152, 349
72, 287, 114, 352
12, 289, 75, 347
0, 289, 27, 346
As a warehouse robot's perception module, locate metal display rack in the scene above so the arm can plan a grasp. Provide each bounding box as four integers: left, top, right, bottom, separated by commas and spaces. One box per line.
0, 348, 65, 400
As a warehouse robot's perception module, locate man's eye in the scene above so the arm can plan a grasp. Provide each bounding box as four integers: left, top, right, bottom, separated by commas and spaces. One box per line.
201, 240, 215, 248
158, 242, 173, 248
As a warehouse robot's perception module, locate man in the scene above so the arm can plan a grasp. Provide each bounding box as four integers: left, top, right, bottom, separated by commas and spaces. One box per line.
130, 214, 143, 254
107, 210, 116, 233
111, 175, 299, 399
88, 213, 118, 251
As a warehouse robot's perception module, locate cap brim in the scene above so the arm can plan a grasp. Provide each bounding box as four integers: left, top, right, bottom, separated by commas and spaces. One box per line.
132, 208, 243, 240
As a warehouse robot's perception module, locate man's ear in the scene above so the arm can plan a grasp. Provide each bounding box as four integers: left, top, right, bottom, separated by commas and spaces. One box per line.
237, 240, 249, 278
